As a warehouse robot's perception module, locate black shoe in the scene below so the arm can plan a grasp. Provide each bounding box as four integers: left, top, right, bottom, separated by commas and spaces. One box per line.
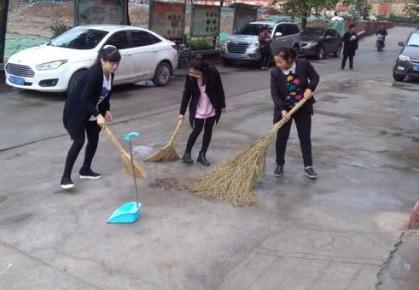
182, 152, 194, 164
304, 166, 318, 179
61, 176, 74, 189
197, 152, 210, 166
350, 67, 354, 70
274, 164, 284, 177
79, 168, 101, 180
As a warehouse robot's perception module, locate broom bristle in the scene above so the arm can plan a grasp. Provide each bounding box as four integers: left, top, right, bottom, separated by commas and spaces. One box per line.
190, 138, 269, 207
145, 145, 180, 162
122, 153, 148, 178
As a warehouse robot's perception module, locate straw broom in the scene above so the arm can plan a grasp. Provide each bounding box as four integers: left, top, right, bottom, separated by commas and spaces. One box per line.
145, 118, 184, 162
103, 126, 147, 179
191, 98, 308, 207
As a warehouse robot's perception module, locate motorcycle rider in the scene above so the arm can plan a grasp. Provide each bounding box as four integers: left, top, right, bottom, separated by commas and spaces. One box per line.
376, 25, 388, 48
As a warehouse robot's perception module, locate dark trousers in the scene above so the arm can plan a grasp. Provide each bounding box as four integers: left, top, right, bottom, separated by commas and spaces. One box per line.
261, 52, 271, 67
63, 121, 101, 178
185, 116, 216, 155
341, 52, 354, 69
276, 111, 313, 167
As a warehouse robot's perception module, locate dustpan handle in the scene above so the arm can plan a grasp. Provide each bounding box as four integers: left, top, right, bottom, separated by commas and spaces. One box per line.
124, 132, 140, 143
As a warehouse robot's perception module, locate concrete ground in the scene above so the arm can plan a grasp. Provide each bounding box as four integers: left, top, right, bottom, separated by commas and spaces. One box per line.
0, 27, 418, 290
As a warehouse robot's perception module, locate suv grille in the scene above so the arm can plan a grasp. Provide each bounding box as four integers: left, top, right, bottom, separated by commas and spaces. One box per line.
227, 42, 249, 54
6, 63, 35, 78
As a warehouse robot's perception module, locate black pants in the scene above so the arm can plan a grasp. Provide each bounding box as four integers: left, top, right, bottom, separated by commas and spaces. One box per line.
276, 111, 312, 167
185, 116, 216, 155
341, 53, 354, 69
63, 121, 101, 178
261, 52, 271, 67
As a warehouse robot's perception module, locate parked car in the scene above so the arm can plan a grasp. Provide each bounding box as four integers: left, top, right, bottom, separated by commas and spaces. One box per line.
393, 29, 419, 82
220, 21, 301, 65
5, 25, 178, 94
299, 27, 342, 59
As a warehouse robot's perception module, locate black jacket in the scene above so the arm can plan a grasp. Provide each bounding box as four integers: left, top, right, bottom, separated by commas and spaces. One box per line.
180, 65, 226, 127
63, 63, 114, 138
343, 31, 359, 56
270, 59, 319, 123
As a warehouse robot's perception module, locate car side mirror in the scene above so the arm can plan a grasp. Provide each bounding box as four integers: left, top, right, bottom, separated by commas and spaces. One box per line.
275, 32, 283, 38
398, 41, 405, 47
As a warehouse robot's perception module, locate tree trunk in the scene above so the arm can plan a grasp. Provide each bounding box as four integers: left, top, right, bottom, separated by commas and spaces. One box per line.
0, 0, 9, 64
301, 11, 308, 29
125, 0, 131, 25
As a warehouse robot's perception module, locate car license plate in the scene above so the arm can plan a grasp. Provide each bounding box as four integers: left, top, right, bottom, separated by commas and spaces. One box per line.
413, 65, 419, 72
229, 53, 242, 59
9, 75, 25, 85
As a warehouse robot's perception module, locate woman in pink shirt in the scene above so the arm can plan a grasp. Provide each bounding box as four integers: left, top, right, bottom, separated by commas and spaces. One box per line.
179, 58, 226, 166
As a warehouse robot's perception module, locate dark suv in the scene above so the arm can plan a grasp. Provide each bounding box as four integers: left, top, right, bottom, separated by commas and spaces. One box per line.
393, 29, 419, 82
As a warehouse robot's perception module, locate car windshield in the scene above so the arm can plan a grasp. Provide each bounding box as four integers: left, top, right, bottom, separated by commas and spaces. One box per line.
407, 32, 419, 47
49, 27, 109, 49
301, 29, 325, 38
237, 24, 272, 36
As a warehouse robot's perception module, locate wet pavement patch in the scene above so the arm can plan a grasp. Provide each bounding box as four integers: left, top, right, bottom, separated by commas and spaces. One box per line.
1, 213, 33, 225
149, 177, 190, 191
0, 196, 8, 204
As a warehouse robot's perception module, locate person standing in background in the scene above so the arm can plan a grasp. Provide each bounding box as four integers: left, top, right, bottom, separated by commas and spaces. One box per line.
341, 24, 359, 70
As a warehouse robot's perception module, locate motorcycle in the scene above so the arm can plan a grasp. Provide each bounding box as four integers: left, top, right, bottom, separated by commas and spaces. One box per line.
376, 35, 385, 52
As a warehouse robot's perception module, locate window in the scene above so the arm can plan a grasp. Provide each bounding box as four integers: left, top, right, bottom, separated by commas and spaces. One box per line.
131, 31, 160, 47
106, 31, 129, 50
49, 27, 108, 50
237, 24, 273, 36
407, 32, 419, 47
325, 30, 334, 38
274, 25, 284, 36
284, 24, 300, 35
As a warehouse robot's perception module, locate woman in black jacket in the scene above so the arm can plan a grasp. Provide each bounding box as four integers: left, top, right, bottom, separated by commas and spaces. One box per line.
179, 58, 226, 166
61, 45, 121, 189
271, 47, 319, 179
341, 23, 359, 70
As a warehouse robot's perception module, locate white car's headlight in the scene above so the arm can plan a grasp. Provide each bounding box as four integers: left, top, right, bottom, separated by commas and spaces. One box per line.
398, 55, 410, 62
36, 60, 68, 70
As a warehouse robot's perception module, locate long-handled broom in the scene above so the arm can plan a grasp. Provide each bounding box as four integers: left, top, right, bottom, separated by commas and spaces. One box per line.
191, 98, 308, 207
145, 118, 184, 162
103, 126, 147, 179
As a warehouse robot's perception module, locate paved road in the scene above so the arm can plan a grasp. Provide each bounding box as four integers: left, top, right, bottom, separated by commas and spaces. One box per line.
0, 27, 418, 290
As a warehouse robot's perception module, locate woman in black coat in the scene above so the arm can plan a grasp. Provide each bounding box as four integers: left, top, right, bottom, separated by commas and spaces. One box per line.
61, 46, 121, 189
179, 58, 226, 166
271, 47, 319, 179
341, 23, 359, 70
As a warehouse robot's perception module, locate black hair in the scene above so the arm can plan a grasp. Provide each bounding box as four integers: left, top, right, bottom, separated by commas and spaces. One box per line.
274, 47, 297, 63
96, 45, 121, 65
189, 57, 208, 72
349, 23, 356, 30
188, 57, 210, 81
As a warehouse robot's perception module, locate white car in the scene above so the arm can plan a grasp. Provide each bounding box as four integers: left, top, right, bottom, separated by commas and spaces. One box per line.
5, 25, 178, 94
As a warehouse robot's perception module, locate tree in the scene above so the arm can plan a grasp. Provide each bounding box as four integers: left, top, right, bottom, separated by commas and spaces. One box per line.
269, 0, 339, 28
404, 0, 419, 18
0, 0, 9, 64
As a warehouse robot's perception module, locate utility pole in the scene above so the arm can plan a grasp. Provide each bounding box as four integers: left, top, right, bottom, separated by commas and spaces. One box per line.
0, 0, 9, 64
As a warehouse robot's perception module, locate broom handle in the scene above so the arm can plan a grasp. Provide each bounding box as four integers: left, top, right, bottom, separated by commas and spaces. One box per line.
266, 98, 308, 140
103, 126, 126, 155
167, 118, 183, 146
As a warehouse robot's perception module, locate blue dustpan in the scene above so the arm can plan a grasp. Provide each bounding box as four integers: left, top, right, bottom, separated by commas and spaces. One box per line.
107, 131, 143, 224
107, 201, 142, 224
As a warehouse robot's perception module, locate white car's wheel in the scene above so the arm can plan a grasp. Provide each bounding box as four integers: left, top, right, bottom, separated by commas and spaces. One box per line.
153, 62, 172, 86
67, 70, 86, 96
